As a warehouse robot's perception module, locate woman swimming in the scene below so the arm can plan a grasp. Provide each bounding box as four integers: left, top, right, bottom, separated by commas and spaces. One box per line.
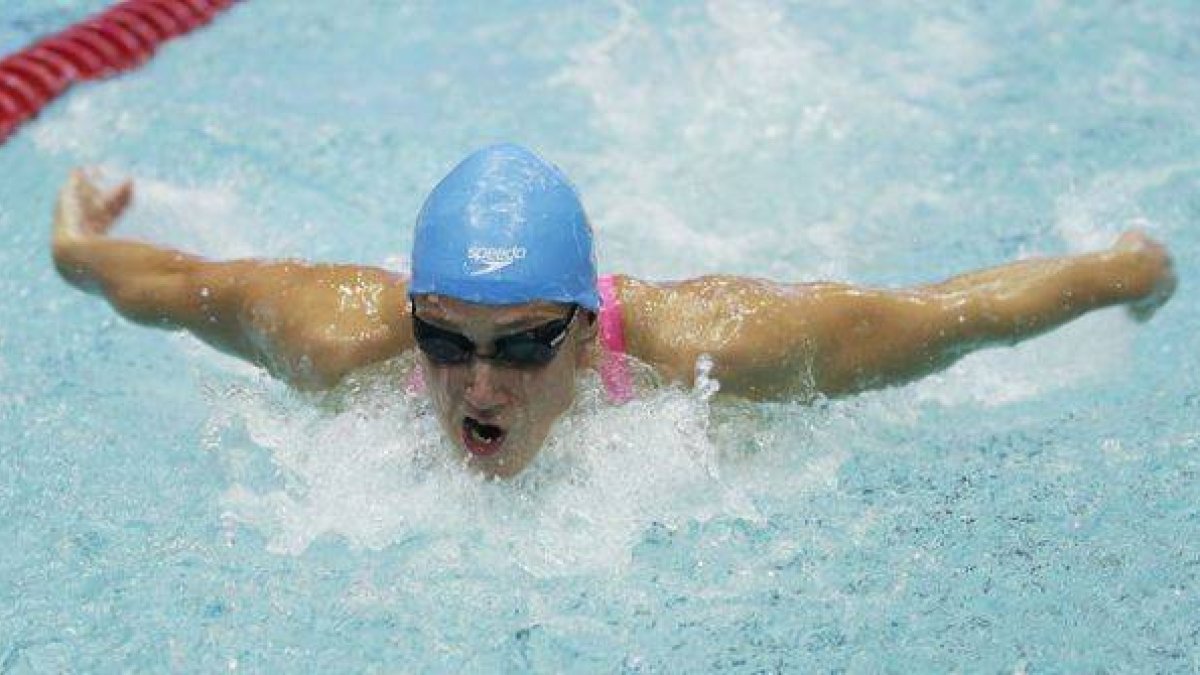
51, 144, 1176, 477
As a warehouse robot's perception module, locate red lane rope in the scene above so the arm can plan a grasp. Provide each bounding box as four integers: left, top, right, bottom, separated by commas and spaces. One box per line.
0, 0, 240, 143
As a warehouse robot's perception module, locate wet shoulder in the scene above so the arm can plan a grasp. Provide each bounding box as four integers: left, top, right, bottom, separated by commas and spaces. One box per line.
240, 263, 415, 389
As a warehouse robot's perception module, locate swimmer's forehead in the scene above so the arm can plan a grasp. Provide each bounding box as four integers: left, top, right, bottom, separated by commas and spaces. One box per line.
413, 294, 572, 329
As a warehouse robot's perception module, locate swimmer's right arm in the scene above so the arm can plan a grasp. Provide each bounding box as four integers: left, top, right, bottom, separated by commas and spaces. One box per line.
51, 170, 414, 390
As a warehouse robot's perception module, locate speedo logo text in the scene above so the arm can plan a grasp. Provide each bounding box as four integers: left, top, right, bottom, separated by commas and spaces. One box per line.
466, 246, 528, 275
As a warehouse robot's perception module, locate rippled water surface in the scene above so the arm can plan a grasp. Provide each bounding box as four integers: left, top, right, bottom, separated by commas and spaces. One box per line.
2, 1, 1198, 671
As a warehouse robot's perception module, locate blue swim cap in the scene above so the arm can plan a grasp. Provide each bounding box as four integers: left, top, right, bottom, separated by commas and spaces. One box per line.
409, 143, 600, 311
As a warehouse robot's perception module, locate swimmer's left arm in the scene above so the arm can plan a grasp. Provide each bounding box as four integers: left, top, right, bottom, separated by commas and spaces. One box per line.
623, 231, 1175, 399
808, 231, 1175, 394
799, 231, 1174, 396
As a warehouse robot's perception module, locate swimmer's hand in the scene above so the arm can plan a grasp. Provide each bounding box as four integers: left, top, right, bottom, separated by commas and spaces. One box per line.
53, 168, 133, 244
1113, 229, 1176, 322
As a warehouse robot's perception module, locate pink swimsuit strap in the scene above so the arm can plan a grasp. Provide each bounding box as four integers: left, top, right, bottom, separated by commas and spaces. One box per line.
597, 274, 634, 403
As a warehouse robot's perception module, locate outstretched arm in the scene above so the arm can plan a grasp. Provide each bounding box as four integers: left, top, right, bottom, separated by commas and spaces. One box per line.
621, 232, 1175, 400
51, 170, 413, 389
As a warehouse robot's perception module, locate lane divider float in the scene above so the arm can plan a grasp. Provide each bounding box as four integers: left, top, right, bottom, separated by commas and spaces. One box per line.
0, 0, 238, 142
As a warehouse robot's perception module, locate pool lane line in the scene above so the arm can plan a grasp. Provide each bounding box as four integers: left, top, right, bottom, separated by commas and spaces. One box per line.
0, 0, 240, 143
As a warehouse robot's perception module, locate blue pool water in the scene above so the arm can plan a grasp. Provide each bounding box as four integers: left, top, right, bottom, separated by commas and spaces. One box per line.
2, 1, 1198, 671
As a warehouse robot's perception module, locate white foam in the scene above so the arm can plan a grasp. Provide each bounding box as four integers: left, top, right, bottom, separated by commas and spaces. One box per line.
913, 308, 1133, 407
114, 177, 260, 260
550, 0, 911, 278
211, 368, 765, 577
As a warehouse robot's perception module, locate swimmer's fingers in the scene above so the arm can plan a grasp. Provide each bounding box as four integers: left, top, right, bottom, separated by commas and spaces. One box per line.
53, 170, 89, 240
54, 169, 134, 239
97, 180, 134, 231
79, 168, 133, 234
1114, 229, 1158, 254
1116, 229, 1176, 322
1127, 267, 1176, 322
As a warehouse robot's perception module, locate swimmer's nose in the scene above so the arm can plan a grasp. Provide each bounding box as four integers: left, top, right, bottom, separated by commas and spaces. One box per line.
463, 360, 510, 412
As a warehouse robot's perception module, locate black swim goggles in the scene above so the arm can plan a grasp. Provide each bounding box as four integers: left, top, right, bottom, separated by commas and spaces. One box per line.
411, 303, 578, 368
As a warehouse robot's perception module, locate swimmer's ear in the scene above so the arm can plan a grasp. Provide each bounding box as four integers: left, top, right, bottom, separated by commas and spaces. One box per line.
574, 310, 598, 358
580, 310, 598, 336
575, 316, 598, 368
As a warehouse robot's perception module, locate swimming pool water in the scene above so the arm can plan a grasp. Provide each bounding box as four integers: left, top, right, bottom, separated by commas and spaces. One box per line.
2, 1, 1198, 671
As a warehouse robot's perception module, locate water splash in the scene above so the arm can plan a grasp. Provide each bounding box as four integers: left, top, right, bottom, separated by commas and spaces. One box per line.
210, 360, 763, 577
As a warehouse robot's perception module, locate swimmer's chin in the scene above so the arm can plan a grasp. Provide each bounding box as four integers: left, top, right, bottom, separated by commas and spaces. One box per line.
462, 452, 533, 480
458, 437, 539, 479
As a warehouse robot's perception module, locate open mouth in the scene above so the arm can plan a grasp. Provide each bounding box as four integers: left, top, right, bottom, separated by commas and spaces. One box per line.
462, 417, 506, 457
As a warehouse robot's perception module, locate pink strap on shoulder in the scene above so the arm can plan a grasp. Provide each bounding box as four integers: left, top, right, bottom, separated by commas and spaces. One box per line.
598, 274, 634, 403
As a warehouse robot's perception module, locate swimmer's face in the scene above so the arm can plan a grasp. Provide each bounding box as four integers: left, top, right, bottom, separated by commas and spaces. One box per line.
411, 295, 596, 478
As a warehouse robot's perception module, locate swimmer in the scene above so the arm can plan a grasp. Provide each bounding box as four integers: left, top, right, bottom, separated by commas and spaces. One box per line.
51, 144, 1176, 477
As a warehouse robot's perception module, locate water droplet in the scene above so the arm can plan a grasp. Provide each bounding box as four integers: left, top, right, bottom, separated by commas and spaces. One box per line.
694, 353, 720, 400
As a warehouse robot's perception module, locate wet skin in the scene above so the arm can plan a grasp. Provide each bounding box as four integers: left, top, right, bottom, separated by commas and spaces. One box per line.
51, 170, 1177, 477
412, 295, 598, 478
